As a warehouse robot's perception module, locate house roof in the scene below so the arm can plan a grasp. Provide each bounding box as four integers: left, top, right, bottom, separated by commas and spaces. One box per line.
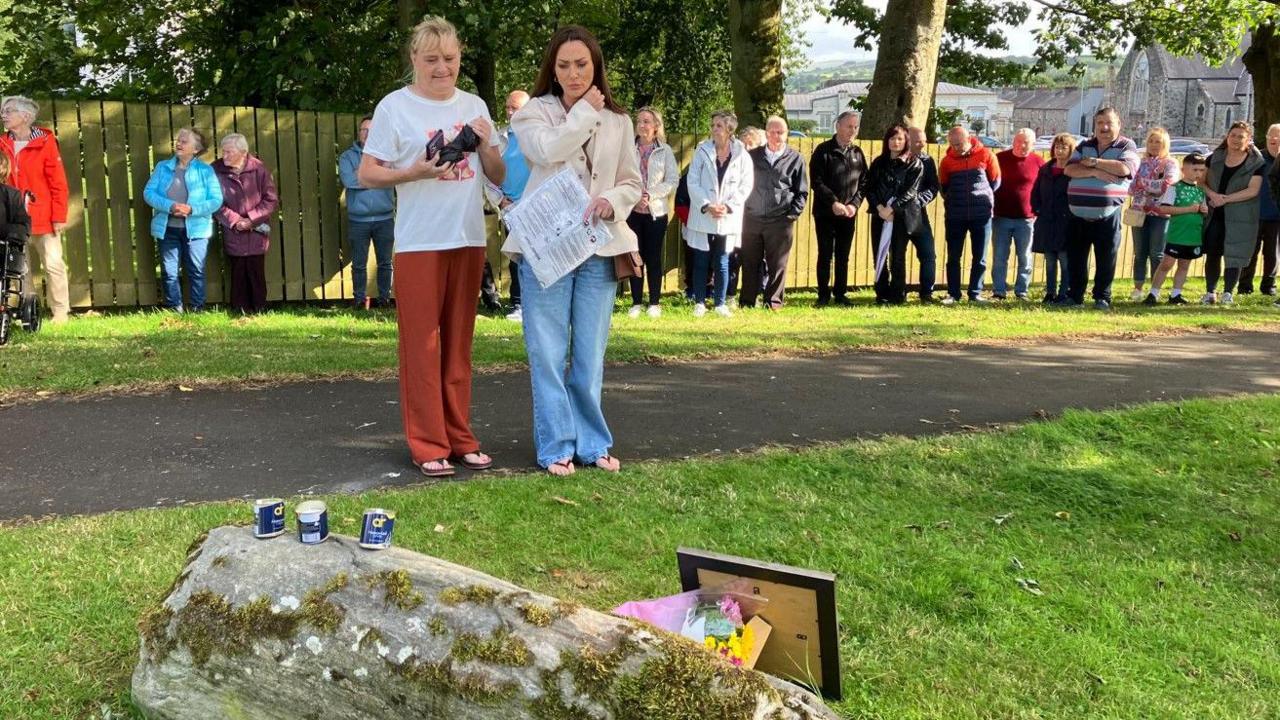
1198, 78, 1244, 104
1005, 87, 1104, 112
1150, 36, 1250, 80
784, 80, 992, 113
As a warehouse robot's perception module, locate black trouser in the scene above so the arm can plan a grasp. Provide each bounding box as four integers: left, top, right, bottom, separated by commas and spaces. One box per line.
870, 216, 911, 303
1066, 213, 1121, 303
508, 260, 521, 307
1202, 217, 1243, 294
814, 214, 855, 301
1240, 219, 1279, 293
913, 220, 937, 299
228, 253, 266, 313
627, 211, 668, 306
739, 216, 796, 308
480, 260, 502, 309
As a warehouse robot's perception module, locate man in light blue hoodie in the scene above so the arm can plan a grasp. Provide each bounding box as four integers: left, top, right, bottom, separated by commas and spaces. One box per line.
339, 115, 396, 308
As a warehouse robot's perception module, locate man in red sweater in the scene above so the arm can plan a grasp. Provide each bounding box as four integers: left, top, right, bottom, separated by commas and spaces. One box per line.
991, 128, 1045, 300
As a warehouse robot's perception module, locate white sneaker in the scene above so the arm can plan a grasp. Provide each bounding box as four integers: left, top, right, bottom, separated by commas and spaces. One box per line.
505, 306, 522, 321
692, 304, 707, 317
627, 305, 643, 318
647, 305, 662, 318
714, 305, 732, 317
1220, 291, 1234, 306
1130, 288, 1145, 302
940, 296, 957, 306
1200, 292, 1217, 305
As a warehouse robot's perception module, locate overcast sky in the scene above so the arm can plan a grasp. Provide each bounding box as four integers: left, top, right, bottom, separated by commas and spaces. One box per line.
799, 5, 1045, 65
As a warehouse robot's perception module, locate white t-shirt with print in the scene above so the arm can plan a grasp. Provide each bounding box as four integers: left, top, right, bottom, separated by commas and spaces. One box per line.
363, 86, 498, 253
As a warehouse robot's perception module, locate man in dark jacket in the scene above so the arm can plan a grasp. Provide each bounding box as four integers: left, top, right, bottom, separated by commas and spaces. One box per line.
809, 111, 868, 306
740, 116, 808, 309
907, 127, 939, 301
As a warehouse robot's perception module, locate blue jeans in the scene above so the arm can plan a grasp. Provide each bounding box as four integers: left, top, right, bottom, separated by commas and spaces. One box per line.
158, 225, 208, 310
519, 255, 616, 468
1042, 249, 1070, 299
991, 216, 1034, 296
691, 234, 729, 306
1131, 215, 1169, 286
945, 217, 991, 300
349, 218, 395, 302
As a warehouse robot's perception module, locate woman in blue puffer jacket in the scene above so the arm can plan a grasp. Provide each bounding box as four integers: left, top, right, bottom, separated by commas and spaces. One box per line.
144, 127, 224, 311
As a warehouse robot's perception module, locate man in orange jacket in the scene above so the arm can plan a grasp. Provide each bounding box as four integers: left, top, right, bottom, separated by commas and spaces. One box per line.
938, 126, 1001, 304
1, 96, 70, 323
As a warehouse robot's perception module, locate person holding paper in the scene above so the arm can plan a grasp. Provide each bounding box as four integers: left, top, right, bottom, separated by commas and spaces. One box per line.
685, 110, 754, 317
864, 124, 925, 304
357, 16, 505, 478
504, 25, 642, 477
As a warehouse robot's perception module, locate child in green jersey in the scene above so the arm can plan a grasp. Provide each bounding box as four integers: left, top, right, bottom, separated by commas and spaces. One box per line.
1145, 153, 1209, 305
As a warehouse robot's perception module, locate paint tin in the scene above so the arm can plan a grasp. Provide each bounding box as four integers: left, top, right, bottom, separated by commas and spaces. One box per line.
253, 498, 286, 538
359, 508, 396, 550
296, 500, 329, 544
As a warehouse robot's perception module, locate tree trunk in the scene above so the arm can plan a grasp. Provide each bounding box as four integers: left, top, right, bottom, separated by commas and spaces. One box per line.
466, 49, 498, 120
1243, 23, 1279, 141
858, 0, 948, 139
728, 0, 785, 128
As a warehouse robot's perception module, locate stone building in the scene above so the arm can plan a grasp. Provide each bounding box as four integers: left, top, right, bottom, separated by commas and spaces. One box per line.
1004, 87, 1106, 137
1112, 40, 1254, 139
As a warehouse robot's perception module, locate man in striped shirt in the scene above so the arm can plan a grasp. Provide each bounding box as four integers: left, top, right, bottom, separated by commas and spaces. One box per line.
1062, 107, 1139, 309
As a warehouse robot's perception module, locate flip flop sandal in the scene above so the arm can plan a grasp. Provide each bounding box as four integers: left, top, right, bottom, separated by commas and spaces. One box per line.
456, 452, 493, 471
547, 459, 575, 476
419, 459, 456, 478
593, 455, 620, 472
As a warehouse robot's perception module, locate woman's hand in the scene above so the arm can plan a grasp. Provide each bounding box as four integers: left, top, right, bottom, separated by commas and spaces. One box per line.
583, 196, 614, 223
52, 221, 67, 233
707, 203, 727, 219
582, 87, 605, 112
409, 153, 455, 182
636, 192, 650, 212
1205, 190, 1225, 208
234, 219, 252, 232
468, 117, 494, 145
172, 203, 192, 217
877, 204, 894, 221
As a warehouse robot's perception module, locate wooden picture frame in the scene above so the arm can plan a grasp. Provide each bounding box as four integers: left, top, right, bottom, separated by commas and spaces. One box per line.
676, 547, 841, 700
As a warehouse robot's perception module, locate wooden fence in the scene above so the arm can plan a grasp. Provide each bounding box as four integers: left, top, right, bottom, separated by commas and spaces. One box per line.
31, 99, 1155, 309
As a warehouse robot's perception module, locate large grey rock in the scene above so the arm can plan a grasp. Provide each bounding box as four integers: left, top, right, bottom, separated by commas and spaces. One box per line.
132, 526, 839, 720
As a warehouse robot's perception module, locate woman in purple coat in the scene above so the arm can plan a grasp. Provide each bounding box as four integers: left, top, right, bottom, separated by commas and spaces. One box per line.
213, 133, 279, 313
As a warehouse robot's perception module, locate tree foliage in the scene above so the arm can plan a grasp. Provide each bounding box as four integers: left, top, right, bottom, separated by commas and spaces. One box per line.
0, 0, 773, 132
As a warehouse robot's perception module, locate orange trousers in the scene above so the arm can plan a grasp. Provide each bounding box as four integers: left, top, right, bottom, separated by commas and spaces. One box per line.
393, 247, 485, 463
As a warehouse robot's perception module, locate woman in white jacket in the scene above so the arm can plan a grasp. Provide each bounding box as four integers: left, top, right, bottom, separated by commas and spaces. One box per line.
505, 26, 643, 477
627, 106, 679, 317
685, 110, 753, 317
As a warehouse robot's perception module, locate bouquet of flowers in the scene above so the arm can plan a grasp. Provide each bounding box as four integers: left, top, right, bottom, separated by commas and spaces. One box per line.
613, 579, 769, 668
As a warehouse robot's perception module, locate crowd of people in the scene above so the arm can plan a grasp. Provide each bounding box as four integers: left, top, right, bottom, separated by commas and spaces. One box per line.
4, 18, 1280, 478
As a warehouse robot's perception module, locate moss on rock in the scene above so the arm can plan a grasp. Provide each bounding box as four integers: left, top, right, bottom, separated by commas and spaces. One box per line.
170, 574, 350, 666
138, 604, 177, 662
608, 632, 778, 720
365, 570, 424, 611
392, 656, 518, 705
438, 584, 499, 607
519, 603, 555, 628
427, 616, 448, 636
452, 628, 533, 667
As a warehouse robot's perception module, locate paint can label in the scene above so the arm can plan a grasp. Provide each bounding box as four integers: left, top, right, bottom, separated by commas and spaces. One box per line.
359, 509, 395, 549
254, 499, 286, 538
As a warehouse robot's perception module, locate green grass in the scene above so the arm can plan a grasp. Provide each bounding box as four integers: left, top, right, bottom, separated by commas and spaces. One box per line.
2, 283, 1278, 398
2, 395, 1277, 719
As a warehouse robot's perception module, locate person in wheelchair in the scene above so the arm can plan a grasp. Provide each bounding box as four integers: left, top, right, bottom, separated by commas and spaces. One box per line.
1, 150, 36, 344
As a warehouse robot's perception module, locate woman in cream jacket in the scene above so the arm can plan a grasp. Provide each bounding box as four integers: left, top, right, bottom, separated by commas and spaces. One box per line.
685, 110, 753, 316
505, 25, 642, 476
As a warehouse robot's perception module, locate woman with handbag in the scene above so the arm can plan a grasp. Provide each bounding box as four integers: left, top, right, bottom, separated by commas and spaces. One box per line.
505, 25, 642, 477
1125, 127, 1178, 301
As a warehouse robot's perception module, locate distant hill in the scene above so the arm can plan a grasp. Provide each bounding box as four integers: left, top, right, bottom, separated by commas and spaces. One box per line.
786, 55, 1118, 93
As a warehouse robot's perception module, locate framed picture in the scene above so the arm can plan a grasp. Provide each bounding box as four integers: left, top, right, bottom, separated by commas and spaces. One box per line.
677, 547, 841, 700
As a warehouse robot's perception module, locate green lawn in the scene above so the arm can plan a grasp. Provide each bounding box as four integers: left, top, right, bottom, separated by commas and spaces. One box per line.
2, 395, 1277, 719
2, 284, 1278, 399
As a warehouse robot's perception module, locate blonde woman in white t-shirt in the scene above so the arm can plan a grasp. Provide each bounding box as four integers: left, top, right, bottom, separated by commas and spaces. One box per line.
504, 26, 642, 477
357, 16, 505, 479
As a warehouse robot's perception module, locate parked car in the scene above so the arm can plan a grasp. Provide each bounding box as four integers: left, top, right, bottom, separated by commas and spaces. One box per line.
933, 134, 1008, 149
788, 130, 807, 138
1032, 134, 1086, 152
1169, 138, 1210, 156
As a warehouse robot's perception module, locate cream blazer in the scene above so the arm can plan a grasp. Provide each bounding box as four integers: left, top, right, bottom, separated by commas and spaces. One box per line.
503, 94, 643, 258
